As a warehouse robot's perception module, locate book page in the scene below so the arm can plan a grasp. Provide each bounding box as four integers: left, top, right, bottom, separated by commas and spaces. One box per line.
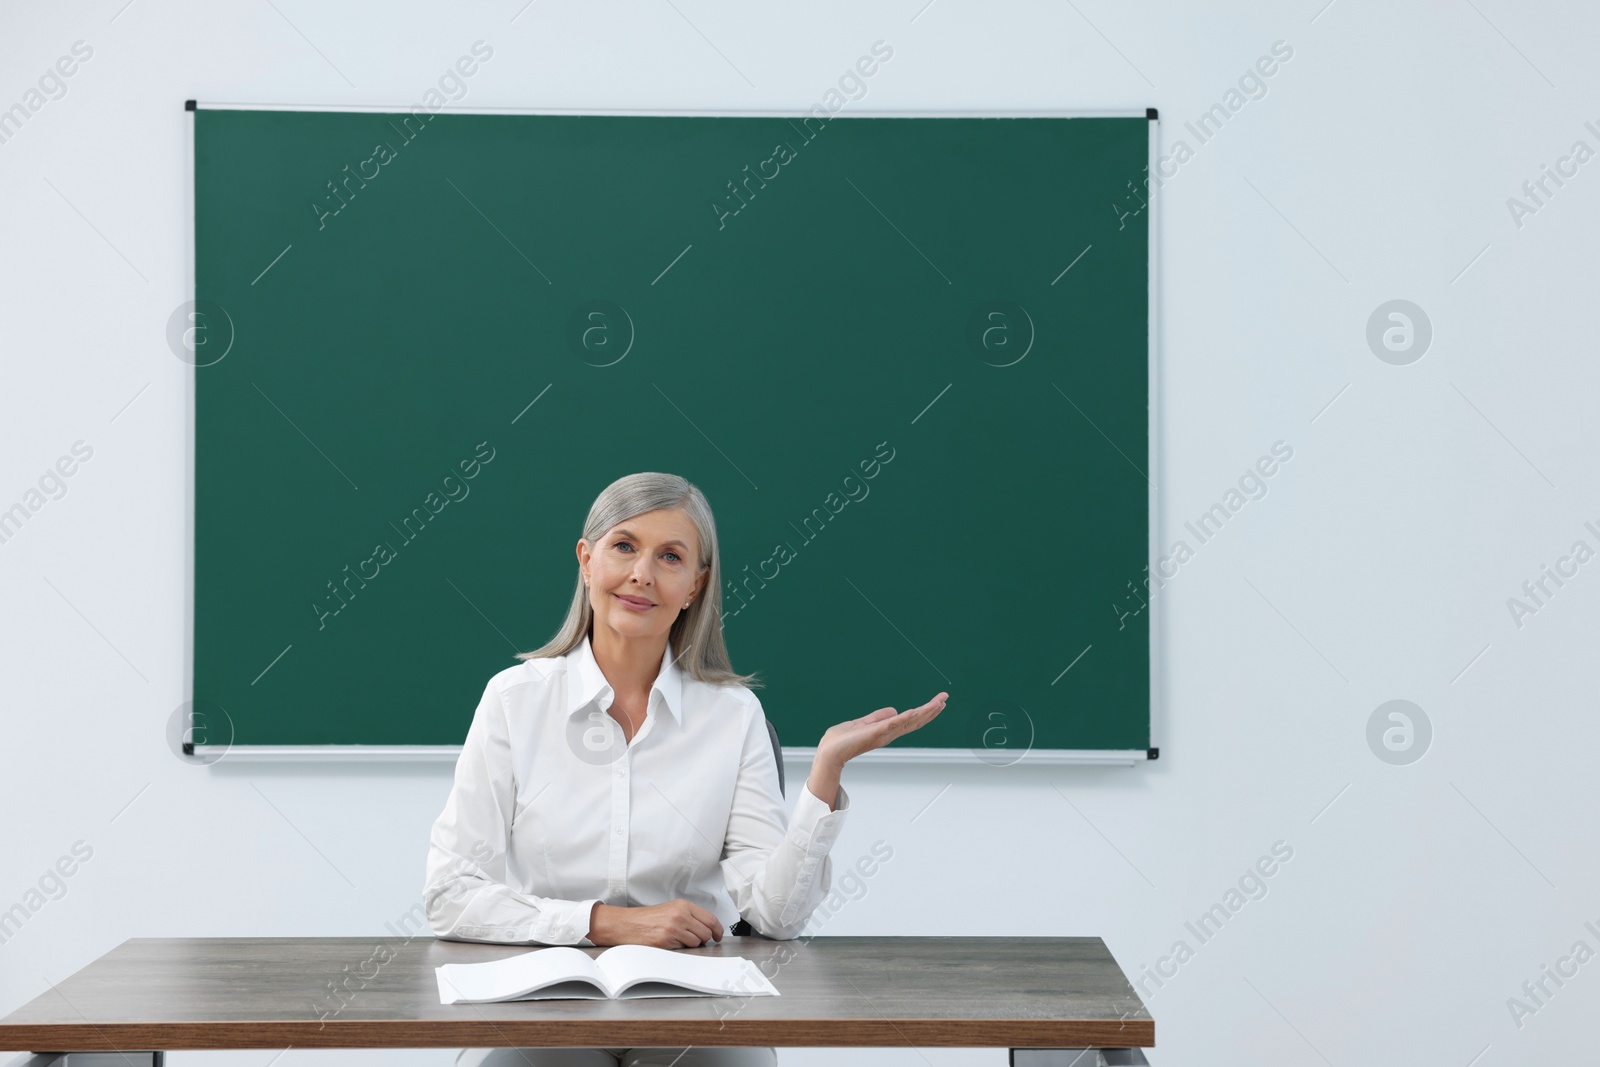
436, 947, 610, 1004
594, 945, 780, 999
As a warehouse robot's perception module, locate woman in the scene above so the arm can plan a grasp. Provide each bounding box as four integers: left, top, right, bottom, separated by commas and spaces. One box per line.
424, 472, 947, 1067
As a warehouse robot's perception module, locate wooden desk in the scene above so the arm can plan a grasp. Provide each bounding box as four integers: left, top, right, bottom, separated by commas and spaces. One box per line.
0, 936, 1153, 1065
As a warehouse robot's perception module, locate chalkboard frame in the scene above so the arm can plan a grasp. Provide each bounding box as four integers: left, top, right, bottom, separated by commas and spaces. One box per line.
180, 103, 1161, 767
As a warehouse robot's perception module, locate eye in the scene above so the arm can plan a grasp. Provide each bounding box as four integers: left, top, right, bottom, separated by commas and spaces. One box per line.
614, 540, 683, 563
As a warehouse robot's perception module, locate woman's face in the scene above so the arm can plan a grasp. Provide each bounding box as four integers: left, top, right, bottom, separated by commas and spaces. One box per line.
578, 508, 708, 643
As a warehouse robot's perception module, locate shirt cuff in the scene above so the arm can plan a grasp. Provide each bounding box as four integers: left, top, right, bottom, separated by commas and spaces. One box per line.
465, 897, 598, 946
571, 897, 602, 946
792, 781, 850, 853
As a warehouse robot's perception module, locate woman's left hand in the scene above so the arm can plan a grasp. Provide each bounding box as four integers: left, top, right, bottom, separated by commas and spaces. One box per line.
817, 692, 948, 766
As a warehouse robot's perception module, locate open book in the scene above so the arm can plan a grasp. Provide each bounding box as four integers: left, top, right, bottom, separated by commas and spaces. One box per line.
436, 945, 780, 1004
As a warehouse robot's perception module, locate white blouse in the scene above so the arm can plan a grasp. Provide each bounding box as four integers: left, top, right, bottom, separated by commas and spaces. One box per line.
424, 635, 849, 945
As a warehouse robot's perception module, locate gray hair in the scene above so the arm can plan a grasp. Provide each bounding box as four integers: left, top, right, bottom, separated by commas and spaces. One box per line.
516, 472, 761, 689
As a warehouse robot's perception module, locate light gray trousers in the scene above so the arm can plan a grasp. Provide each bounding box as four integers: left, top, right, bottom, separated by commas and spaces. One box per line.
455, 1047, 778, 1067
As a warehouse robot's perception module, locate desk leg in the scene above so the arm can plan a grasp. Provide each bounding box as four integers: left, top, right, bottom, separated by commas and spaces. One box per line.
1011, 1050, 1149, 1066
5, 1055, 163, 1066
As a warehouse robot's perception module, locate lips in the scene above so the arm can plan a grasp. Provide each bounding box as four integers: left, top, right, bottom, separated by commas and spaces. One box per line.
615, 594, 654, 609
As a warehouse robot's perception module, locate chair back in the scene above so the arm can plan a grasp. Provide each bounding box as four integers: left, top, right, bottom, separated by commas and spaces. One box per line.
764, 716, 785, 797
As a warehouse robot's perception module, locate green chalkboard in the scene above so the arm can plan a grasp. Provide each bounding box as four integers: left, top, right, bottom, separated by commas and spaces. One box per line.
192, 107, 1153, 756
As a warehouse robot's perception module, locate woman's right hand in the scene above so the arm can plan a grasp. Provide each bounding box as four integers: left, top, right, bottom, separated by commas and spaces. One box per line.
587, 900, 725, 948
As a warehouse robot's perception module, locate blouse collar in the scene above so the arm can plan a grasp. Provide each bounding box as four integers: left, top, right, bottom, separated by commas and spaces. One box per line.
566, 632, 684, 725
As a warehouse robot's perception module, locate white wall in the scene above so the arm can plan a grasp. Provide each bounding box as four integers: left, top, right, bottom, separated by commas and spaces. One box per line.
4, 1, 1598, 1064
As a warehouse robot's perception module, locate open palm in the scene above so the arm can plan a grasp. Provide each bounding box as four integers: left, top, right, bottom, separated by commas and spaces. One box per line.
817, 692, 948, 766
